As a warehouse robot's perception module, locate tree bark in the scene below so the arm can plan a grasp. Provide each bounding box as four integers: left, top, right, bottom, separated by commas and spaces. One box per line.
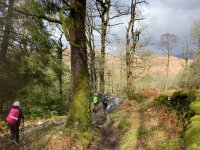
126, 18, 133, 98
96, 0, 110, 94
0, 0, 14, 61
90, 51, 97, 93
165, 50, 170, 91
67, 0, 91, 131
86, 1, 97, 94
99, 22, 107, 94
57, 47, 63, 98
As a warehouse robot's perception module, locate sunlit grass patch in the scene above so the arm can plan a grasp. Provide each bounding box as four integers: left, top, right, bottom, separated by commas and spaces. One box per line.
28, 125, 95, 150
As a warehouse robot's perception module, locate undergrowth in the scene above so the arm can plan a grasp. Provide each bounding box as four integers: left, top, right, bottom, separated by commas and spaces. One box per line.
151, 90, 200, 149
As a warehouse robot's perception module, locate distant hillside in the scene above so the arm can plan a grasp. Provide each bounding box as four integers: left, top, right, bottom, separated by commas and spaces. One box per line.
174, 52, 194, 59
63, 50, 193, 91
63, 49, 192, 77
105, 54, 192, 76
149, 55, 193, 76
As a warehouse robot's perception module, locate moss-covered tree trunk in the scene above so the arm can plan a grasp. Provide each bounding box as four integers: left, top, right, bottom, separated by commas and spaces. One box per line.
67, 0, 91, 131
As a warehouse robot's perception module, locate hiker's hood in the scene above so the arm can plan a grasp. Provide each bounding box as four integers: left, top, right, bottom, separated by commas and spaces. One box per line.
13, 101, 20, 107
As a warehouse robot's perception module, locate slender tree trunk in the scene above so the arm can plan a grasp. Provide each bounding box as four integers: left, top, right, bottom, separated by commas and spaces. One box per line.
87, 31, 97, 94
185, 58, 188, 69
57, 48, 63, 98
89, 48, 97, 94
0, 0, 14, 61
119, 53, 124, 93
165, 50, 170, 91
185, 43, 189, 69
67, 0, 91, 131
86, 2, 97, 94
99, 23, 107, 93
126, 20, 134, 98
91, 52, 97, 93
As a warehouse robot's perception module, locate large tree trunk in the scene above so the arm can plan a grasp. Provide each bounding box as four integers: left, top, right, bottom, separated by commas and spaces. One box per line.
67, 0, 91, 131
0, 0, 14, 61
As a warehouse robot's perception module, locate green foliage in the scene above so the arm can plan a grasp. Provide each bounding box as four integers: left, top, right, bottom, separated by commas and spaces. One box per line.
152, 94, 168, 107
179, 55, 200, 89
18, 53, 70, 118
0, 0, 70, 119
8, 1, 70, 119
0, 57, 25, 99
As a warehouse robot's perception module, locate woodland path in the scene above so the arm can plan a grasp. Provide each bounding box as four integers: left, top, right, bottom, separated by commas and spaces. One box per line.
89, 94, 183, 150
88, 97, 123, 150
0, 117, 66, 150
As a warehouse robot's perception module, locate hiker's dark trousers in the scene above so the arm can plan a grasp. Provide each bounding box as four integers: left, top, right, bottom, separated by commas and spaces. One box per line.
103, 102, 107, 112
9, 123, 19, 142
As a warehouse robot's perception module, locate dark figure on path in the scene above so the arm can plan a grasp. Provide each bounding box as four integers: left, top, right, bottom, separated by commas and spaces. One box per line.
92, 94, 99, 113
102, 92, 109, 114
6, 101, 24, 143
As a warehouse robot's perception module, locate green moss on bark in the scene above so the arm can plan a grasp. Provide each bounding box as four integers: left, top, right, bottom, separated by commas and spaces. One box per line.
67, 73, 91, 131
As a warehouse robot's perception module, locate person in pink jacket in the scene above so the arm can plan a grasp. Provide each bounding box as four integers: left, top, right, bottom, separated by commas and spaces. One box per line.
6, 101, 24, 143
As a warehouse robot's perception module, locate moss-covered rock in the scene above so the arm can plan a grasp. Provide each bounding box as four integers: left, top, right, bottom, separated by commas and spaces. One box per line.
185, 125, 200, 148
187, 122, 200, 131
153, 90, 200, 149
190, 102, 200, 115
189, 115, 200, 122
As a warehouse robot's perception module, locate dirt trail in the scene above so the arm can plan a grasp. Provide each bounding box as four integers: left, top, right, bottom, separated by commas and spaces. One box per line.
89, 94, 183, 150
88, 97, 123, 150
89, 121, 120, 150
0, 117, 66, 150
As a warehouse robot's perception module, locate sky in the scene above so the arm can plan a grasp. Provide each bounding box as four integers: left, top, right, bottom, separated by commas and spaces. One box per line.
143, 0, 200, 42
109, 0, 200, 54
